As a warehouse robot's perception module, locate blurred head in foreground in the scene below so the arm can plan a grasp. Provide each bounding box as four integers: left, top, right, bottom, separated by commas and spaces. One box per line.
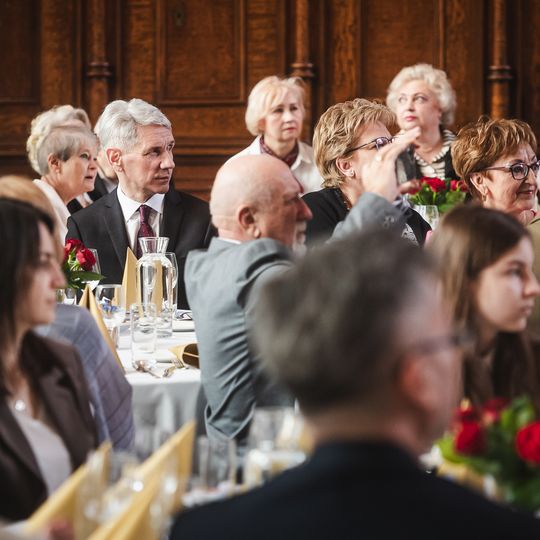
253, 229, 464, 455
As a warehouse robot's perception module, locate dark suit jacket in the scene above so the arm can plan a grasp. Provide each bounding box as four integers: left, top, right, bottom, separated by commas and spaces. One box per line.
0, 332, 97, 522
171, 441, 540, 539
66, 187, 212, 309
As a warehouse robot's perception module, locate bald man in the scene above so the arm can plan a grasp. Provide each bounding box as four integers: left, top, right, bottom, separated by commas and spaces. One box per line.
186, 155, 312, 444
188, 130, 417, 445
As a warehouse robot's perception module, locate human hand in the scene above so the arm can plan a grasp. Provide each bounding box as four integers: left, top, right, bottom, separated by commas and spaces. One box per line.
360, 127, 421, 202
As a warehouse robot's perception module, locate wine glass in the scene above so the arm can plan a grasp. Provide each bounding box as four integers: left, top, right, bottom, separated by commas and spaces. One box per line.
163, 252, 178, 313
244, 407, 306, 488
415, 204, 440, 229
95, 284, 126, 345
86, 248, 102, 291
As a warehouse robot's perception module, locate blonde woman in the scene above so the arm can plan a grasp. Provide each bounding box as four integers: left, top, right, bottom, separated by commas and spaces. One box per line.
387, 63, 458, 182
230, 75, 323, 193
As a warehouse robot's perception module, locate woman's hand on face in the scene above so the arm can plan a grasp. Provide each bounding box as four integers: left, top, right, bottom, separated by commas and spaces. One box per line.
359, 127, 421, 202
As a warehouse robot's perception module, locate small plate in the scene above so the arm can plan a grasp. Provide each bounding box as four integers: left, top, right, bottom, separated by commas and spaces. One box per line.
155, 349, 177, 363
173, 319, 195, 332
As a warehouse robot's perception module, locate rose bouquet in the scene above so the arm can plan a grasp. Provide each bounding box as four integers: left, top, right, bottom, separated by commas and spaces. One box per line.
63, 238, 103, 291
437, 396, 540, 512
408, 177, 467, 214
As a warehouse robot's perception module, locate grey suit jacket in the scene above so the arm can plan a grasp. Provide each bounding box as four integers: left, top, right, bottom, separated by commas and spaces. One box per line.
185, 194, 404, 442
186, 238, 295, 441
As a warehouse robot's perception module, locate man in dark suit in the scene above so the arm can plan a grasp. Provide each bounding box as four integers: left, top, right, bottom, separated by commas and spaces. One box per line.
66, 98, 211, 308
172, 229, 540, 539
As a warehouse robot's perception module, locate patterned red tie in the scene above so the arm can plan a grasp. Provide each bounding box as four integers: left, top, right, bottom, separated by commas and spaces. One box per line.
136, 204, 155, 258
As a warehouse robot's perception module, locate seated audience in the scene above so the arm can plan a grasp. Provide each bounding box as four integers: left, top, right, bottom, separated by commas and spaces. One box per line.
186, 130, 422, 448
66, 98, 211, 308
172, 228, 540, 539
303, 98, 430, 245
452, 116, 538, 225
386, 63, 458, 182
0, 175, 134, 450
0, 199, 96, 522
230, 75, 323, 193
27, 123, 99, 242
429, 205, 540, 409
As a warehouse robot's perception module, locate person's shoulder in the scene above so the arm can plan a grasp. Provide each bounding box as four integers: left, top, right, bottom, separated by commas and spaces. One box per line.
70, 190, 117, 222
168, 189, 209, 211
227, 138, 260, 162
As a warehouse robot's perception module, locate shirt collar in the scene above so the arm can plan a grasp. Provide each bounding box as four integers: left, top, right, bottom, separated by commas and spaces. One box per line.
116, 187, 165, 222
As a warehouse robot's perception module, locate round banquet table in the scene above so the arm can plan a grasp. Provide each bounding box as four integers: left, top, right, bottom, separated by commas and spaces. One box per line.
117, 323, 201, 437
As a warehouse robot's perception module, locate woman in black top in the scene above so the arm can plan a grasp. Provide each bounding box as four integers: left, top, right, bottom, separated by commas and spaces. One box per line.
304, 98, 430, 246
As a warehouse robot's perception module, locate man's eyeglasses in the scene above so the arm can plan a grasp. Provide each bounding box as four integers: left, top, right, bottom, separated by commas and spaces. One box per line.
349, 136, 396, 153
481, 159, 540, 181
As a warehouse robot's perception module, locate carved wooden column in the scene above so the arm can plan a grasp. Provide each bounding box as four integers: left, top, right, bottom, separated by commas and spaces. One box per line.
84, 0, 113, 123
290, 0, 315, 138
488, 0, 512, 118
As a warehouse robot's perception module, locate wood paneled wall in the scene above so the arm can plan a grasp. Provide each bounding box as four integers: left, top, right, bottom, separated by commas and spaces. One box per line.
1, 0, 539, 198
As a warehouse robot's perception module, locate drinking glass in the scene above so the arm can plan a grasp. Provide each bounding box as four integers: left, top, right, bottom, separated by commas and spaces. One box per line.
244, 407, 306, 488
182, 437, 236, 507
95, 284, 126, 345
76, 449, 142, 538
415, 204, 440, 229
164, 252, 178, 313
130, 302, 157, 370
86, 248, 102, 291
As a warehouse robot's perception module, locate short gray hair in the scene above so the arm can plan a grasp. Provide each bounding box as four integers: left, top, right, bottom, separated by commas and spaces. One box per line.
386, 63, 457, 127
26, 105, 91, 175
245, 76, 305, 136
36, 125, 98, 176
94, 98, 172, 152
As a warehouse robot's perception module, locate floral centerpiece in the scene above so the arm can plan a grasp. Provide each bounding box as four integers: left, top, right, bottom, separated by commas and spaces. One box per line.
437, 396, 540, 512
408, 177, 467, 214
62, 238, 103, 291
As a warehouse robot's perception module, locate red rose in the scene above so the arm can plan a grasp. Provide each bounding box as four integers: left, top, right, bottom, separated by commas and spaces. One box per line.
455, 421, 485, 455
425, 177, 447, 192
65, 238, 83, 253
482, 397, 510, 424
450, 180, 459, 191
457, 180, 468, 192
76, 248, 96, 271
455, 404, 478, 423
516, 422, 540, 464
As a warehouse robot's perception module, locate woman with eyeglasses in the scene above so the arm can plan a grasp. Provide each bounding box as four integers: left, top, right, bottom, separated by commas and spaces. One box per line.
386, 63, 458, 183
452, 116, 539, 226
429, 205, 540, 410
303, 98, 430, 246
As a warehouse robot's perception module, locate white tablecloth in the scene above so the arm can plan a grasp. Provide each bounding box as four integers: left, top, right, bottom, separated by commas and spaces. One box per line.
117, 325, 201, 436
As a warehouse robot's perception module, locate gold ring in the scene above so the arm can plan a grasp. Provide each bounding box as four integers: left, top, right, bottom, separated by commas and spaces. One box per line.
375, 155, 383, 162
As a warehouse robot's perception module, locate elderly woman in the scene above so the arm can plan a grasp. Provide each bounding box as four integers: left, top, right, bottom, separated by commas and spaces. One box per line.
0, 198, 96, 521
28, 124, 99, 242
387, 63, 458, 182
303, 98, 430, 246
429, 205, 540, 410
452, 116, 538, 226
230, 75, 323, 193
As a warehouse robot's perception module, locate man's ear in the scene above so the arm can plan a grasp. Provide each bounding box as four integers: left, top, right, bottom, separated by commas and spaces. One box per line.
237, 205, 261, 238
336, 157, 354, 178
396, 355, 438, 415
106, 148, 123, 173
47, 154, 61, 174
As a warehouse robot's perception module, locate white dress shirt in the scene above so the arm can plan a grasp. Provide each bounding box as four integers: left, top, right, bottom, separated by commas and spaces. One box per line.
116, 187, 165, 252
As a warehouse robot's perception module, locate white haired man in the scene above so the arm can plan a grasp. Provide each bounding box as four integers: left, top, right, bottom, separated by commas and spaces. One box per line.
66, 98, 211, 308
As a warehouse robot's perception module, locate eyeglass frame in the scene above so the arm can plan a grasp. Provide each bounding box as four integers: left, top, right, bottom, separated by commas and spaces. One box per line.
480, 159, 540, 181
348, 136, 396, 154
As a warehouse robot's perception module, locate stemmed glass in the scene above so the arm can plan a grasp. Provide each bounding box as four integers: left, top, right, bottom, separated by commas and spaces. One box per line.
95, 284, 126, 345
164, 252, 178, 313
86, 248, 102, 291
415, 204, 440, 229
